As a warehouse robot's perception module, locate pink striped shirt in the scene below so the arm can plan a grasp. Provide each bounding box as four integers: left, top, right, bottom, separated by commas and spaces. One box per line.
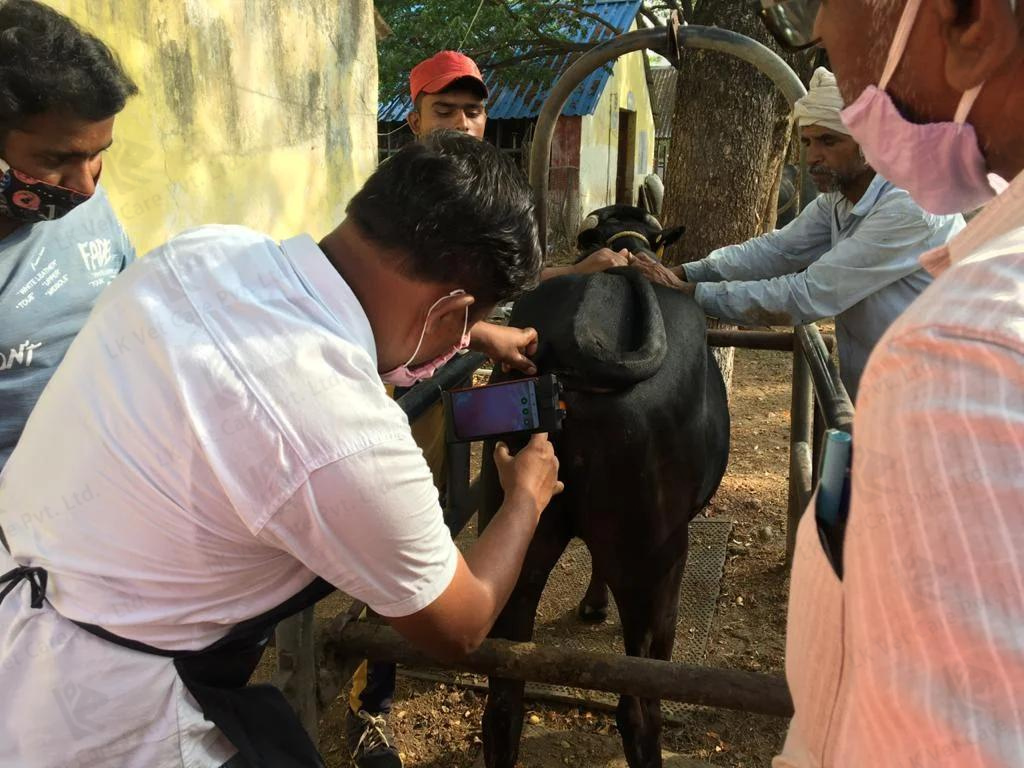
776, 172, 1024, 767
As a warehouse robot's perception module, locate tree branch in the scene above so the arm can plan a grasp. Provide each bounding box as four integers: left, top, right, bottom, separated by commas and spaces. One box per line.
638, 7, 665, 27
544, 2, 623, 36
471, 42, 595, 70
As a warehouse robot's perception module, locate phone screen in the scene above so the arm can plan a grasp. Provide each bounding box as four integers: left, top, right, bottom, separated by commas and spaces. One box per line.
449, 379, 540, 441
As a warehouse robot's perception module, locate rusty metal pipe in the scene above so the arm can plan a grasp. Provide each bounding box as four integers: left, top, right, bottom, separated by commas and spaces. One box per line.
706, 328, 831, 352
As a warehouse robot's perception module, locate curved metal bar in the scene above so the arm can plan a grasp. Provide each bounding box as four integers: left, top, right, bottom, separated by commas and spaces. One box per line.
530, 25, 808, 252
795, 324, 855, 434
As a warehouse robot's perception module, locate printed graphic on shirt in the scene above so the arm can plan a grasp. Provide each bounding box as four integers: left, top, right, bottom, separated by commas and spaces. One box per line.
0, 339, 43, 371
13, 236, 121, 311
79, 236, 122, 292
13, 250, 64, 310
79, 237, 112, 268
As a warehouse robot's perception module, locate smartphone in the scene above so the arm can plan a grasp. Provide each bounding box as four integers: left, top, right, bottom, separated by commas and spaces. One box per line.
442, 374, 565, 444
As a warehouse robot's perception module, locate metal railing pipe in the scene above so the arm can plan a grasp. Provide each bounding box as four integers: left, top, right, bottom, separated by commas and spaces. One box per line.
794, 325, 854, 434
530, 25, 807, 251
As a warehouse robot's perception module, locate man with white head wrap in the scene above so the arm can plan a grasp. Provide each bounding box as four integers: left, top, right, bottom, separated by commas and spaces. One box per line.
794, 66, 848, 134
632, 67, 964, 400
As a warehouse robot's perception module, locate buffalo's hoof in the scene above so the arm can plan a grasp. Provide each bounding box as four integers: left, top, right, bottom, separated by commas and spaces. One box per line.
577, 601, 608, 624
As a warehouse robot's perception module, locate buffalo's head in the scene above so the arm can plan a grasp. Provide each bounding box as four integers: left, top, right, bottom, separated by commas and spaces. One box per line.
575, 205, 685, 263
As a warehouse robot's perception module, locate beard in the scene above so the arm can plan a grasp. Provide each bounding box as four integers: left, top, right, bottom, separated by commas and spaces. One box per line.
810, 164, 842, 193
811, 154, 871, 194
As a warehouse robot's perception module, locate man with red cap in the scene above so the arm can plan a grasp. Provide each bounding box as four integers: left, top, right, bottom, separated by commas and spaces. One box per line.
407, 50, 489, 140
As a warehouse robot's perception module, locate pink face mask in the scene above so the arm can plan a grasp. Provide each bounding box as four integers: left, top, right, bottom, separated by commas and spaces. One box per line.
840, 0, 1011, 214
381, 290, 471, 387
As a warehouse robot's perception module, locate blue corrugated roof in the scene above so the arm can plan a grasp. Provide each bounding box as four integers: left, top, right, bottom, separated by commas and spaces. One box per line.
379, 0, 643, 122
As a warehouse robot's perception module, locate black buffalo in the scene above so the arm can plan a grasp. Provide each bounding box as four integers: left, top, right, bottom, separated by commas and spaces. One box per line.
478, 264, 730, 768
575, 205, 686, 624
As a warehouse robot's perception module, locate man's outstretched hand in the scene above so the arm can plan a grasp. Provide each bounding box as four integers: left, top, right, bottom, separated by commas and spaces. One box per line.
574, 247, 631, 274
540, 248, 631, 281
629, 252, 696, 296
470, 322, 539, 375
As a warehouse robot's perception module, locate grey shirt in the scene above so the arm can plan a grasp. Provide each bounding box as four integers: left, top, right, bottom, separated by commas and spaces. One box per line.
0, 186, 134, 469
684, 175, 965, 401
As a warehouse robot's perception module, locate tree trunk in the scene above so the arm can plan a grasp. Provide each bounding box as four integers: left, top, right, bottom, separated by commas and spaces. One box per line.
661, 0, 813, 391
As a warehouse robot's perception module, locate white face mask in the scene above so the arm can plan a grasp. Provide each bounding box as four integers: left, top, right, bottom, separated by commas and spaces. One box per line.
839, 0, 1014, 214
380, 290, 471, 387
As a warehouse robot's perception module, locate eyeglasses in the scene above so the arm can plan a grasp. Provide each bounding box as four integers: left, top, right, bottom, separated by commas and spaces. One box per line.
754, 0, 822, 52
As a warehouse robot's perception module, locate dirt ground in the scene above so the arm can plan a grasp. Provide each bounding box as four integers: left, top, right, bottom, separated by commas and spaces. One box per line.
313, 342, 796, 768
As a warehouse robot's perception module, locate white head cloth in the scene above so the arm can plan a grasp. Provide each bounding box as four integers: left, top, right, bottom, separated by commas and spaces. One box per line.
793, 67, 850, 135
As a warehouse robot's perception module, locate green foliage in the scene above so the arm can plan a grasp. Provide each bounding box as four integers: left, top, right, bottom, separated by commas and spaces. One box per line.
376, 1, 606, 105
374, 1, 711, 107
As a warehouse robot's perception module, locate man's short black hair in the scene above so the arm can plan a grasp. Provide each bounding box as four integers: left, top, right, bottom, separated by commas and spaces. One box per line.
0, 0, 138, 135
347, 130, 542, 307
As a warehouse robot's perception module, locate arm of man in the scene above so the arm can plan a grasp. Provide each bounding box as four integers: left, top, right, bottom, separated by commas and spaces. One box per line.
837, 322, 1024, 765
390, 436, 560, 659
259, 431, 561, 661
682, 195, 833, 284
692, 205, 935, 327
469, 321, 538, 375
541, 248, 630, 281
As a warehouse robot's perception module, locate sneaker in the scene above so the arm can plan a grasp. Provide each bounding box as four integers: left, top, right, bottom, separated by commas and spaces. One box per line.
345, 708, 403, 768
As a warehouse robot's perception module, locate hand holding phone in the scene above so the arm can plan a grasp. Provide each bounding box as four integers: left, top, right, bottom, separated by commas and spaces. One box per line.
494, 433, 564, 517
443, 375, 566, 444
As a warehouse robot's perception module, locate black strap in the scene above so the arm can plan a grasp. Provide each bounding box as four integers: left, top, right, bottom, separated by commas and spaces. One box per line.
0, 557, 336, 662
0, 565, 48, 608
70, 576, 336, 660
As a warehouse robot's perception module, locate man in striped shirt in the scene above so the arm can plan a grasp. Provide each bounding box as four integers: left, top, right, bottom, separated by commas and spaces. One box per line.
760, 0, 1024, 765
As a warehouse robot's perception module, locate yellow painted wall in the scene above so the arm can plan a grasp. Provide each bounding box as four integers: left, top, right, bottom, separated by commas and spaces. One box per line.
51, 0, 379, 255
579, 21, 656, 216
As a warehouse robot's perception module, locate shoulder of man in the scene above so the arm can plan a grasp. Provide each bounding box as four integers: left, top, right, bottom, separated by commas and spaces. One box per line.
870, 180, 963, 230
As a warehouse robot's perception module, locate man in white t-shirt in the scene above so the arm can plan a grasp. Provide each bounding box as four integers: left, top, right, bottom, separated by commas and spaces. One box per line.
0, 130, 561, 768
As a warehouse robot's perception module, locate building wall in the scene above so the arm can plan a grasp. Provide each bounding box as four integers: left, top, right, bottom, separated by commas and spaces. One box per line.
52, 0, 379, 255
578, 22, 656, 217
547, 115, 583, 252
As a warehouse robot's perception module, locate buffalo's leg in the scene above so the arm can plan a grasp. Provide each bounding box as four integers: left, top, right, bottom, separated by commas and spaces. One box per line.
482, 507, 572, 768
605, 554, 687, 768
578, 566, 609, 623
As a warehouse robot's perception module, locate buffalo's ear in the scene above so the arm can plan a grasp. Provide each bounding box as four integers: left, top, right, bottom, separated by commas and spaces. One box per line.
652, 225, 685, 254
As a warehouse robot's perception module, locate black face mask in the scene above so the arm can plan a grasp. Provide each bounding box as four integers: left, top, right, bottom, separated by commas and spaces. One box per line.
0, 161, 93, 223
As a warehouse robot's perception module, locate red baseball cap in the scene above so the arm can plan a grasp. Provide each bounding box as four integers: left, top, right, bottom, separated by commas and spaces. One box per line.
409, 51, 488, 104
